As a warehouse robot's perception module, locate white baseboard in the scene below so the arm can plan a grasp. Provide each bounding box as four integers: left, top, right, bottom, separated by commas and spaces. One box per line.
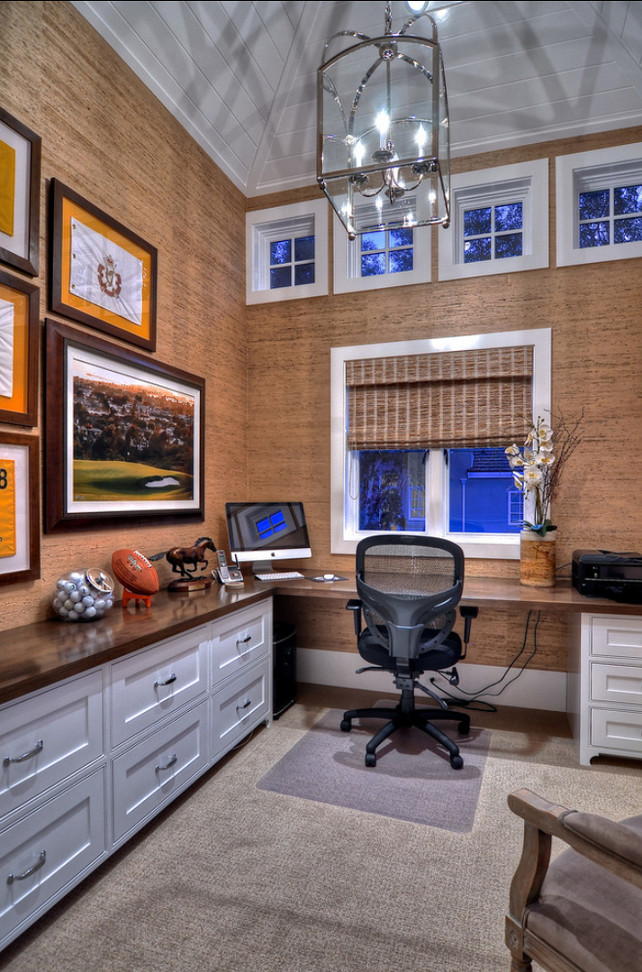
297, 648, 567, 712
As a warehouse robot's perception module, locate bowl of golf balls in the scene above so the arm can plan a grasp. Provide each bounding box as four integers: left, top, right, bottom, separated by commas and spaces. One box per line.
52, 568, 115, 622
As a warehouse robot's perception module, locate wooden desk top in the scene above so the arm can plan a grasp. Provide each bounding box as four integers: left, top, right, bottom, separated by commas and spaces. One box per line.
0, 573, 639, 706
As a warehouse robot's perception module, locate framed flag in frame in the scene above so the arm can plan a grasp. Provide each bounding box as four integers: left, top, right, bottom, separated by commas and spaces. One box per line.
0, 108, 41, 277
50, 180, 157, 352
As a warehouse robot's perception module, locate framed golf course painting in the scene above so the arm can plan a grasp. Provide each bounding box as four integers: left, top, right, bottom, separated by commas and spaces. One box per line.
44, 319, 204, 532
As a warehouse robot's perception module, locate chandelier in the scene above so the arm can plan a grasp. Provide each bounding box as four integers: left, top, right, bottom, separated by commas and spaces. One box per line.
316, 1, 450, 239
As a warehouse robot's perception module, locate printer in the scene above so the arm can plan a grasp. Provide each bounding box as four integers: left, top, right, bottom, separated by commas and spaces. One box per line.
572, 549, 642, 603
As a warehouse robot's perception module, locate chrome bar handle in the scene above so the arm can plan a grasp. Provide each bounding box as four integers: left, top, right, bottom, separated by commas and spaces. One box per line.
236, 697, 251, 712
7, 850, 46, 884
154, 674, 177, 688
236, 635, 252, 646
155, 753, 178, 772
3, 739, 44, 767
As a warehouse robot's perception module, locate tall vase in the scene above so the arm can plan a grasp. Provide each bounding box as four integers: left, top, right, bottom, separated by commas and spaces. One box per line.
519, 529, 557, 587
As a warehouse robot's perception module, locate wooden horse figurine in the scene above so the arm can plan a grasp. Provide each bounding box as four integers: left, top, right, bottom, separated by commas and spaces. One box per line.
149, 537, 217, 591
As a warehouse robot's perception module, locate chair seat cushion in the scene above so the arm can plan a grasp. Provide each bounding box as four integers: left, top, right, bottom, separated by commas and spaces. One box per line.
524, 814, 642, 972
357, 628, 461, 672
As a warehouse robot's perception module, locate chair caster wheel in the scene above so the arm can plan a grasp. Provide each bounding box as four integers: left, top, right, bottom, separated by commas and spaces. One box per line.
450, 754, 464, 770
365, 753, 376, 767
340, 718, 352, 732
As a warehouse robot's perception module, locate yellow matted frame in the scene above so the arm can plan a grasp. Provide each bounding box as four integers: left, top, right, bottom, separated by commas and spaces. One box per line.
0, 269, 39, 426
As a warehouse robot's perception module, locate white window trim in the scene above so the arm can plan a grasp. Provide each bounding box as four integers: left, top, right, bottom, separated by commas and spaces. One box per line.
246, 199, 329, 304
330, 327, 552, 560
438, 159, 549, 281
556, 141, 642, 267
333, 211, 431, 294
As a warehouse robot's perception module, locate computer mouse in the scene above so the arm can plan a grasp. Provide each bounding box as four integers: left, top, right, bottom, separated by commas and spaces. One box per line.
323, 573, 335, 581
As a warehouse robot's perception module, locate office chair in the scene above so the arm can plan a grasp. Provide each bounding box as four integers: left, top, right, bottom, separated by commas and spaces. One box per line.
341, 535, 477, 769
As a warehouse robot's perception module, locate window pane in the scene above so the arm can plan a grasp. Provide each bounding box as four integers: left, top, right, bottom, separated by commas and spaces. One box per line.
464, 237, 492, 263
294, 235, 315, 261
270, 266, 291, 289
614, 184, 642, 216
614, 217, 642, 244
270, 239, 291, 265
447, 448, 522, 534
579, 221, 610, 248
464, 207, 492, 237
389, 248, 413, 273
495, 202, 522, 232
579, 190, 609, 220
389, 227, 413, 248
361, 231, 386, 252
495, 232, 523, 259
294, 262, 315, 285
361, 252, 386, 276
358, 450, 426, 531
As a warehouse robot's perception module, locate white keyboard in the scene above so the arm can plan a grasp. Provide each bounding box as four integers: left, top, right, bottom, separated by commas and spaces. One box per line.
254, 571, 304, 581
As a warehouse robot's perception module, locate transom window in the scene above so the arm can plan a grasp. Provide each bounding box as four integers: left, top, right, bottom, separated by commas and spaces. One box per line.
246, 199, 328, 304
578, 184, 642, 248
463, 202, 523, 262
361, 226, 414, 276
269, 234, 315, 289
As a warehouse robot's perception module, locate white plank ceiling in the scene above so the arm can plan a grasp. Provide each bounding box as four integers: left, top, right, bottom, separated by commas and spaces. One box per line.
71, 1, 642, 196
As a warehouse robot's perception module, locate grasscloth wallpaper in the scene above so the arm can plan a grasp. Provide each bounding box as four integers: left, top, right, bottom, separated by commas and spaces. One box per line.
2, 2, 641, 676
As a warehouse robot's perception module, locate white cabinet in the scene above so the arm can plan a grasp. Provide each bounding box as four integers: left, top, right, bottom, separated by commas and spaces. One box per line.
0, 596, 273, 951
568, 614, 642, 765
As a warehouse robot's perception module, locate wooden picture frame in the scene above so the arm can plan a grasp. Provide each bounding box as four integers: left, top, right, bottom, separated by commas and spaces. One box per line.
0, 269, 39, 426
0, 108, 41, 277
44, 319, 204, 532
0, 431, 40, 583
50, 180, 157, 351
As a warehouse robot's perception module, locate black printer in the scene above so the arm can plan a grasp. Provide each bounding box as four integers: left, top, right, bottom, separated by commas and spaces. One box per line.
572, 549, 642, 603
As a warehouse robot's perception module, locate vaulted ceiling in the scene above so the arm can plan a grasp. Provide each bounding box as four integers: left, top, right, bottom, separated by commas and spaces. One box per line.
72, 1, 642, 197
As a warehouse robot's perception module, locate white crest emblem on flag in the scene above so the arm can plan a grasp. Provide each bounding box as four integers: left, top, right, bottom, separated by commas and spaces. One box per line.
70, 219, 143, 326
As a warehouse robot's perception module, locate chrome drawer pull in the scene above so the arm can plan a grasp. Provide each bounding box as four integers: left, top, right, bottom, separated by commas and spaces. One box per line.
236, 635, 252, 646
154, 673, 177, 688
7, 850, 46, 884
3, 739, 44, 767
236, 697, 252, 712
155, 753, 178, 772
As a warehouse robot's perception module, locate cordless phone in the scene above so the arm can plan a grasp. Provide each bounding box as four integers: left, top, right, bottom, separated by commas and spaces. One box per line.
215, 550, 244, 586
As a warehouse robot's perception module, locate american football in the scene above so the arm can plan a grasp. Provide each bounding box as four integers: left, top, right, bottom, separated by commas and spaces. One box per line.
111, 549, 160, 595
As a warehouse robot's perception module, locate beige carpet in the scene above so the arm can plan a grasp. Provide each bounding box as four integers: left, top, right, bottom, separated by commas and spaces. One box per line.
1, 685, 640, 972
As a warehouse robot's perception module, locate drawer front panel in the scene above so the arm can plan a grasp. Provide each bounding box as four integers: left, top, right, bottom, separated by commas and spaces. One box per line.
592, 663, 642, 706
111, 700, 209, 843
1, 670, 104, 814
0, 769, 106, 944
211, 602, 271, 686
110, 627, 209, 747
590, 707, 642, 756
590, 617, 642, 659
212, 661, 269, 757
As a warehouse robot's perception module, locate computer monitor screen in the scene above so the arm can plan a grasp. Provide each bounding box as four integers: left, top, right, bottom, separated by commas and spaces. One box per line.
225, 502, 311, 573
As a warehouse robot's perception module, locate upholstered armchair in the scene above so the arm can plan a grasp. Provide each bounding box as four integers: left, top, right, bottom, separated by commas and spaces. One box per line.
505, 788, 642, 972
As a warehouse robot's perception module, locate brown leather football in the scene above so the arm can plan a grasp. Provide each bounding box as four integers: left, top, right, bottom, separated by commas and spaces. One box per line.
111, 549, 160, 595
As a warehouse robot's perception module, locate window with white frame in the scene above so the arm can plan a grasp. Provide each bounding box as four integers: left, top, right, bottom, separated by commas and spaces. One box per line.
333, 197, 431, 294
556, 142, 642, 267
330, 328, 551, 560
246, 199, 329, 304
438, 159, 549, 281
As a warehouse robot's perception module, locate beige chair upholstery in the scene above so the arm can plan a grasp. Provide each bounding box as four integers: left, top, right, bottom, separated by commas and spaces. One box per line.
505, 788, 642, 972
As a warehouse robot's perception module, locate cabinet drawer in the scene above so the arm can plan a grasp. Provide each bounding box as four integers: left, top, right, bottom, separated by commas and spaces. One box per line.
111, 700, 209, 843
590, 707, 642, 756
1, 670, 104, 815
211, 602, 271, 686
590, 617, 642, 659
212, 660, 270, 758
0, 769, 106, 946
110, 627, 209, 747
592, 663, 642, 706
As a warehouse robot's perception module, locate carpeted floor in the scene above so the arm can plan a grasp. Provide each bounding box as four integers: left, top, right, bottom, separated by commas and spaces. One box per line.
1, 684, 641, 972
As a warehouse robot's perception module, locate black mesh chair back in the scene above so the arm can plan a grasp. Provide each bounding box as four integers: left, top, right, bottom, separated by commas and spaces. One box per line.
342, 535, 474, 770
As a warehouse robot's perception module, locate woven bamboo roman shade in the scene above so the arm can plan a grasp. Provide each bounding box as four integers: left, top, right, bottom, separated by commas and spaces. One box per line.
346, 346, 533, 451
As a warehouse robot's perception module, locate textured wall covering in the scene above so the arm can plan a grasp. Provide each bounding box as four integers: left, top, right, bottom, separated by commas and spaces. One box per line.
0, 2, 248, 626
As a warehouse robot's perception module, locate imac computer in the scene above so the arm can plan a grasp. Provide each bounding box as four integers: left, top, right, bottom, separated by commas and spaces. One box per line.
225, 502, 311, 576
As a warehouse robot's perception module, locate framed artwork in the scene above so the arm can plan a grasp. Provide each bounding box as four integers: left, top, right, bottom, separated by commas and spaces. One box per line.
50, 180, 157, 351
0, 432, 40, 583
44, 319, 204, 532
0, 270, 39, 426
0, 108, 41, 276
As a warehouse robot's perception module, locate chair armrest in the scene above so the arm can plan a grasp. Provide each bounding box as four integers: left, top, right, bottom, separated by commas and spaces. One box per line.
507, 788, 642, 924
346, 599, 362, 637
